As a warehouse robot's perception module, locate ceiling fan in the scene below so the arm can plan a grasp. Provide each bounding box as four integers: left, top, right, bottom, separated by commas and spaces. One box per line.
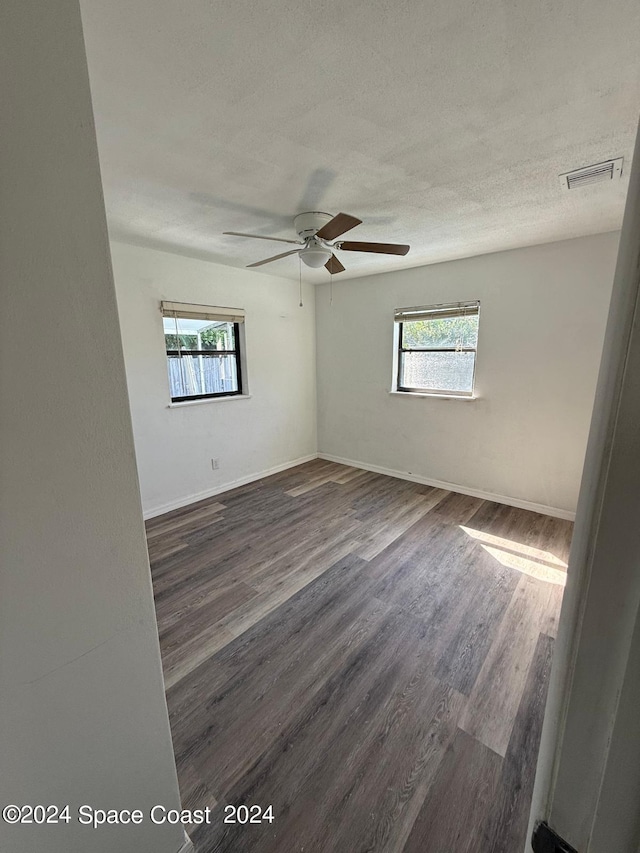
224, 211, 410, 274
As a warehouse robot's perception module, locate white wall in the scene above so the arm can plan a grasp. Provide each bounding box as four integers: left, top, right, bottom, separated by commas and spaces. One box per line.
0, 2, 184, 852
111, 242, 317, 517
316, 232, 619, 516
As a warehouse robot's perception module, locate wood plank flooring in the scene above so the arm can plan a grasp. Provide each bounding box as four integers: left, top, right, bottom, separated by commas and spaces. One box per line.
146, 459, 572, 853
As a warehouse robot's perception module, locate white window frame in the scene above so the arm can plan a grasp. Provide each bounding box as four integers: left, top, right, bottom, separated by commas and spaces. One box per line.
392, 301, 480, 398
160, 301, 247, 403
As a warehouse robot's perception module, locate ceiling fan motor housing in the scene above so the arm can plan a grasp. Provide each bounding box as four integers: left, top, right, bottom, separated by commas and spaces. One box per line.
294, 211, 333, 240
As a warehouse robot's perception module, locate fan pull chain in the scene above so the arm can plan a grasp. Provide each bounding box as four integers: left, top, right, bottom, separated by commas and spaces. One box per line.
330, 270, 333, 306
299, 255, 303, 307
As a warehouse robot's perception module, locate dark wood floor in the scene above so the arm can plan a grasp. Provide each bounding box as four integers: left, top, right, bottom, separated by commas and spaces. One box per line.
146, 459, 571, 853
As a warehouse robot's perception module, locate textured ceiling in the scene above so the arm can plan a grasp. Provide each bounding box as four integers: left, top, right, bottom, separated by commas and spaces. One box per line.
80, 0, 640, 281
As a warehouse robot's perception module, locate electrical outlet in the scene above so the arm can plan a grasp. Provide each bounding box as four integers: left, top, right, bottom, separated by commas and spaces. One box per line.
211, 458, 219, 470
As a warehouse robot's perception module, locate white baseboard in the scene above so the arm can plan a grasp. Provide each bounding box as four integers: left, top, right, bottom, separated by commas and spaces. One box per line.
317, 452, 576, 521
143, 453, 318, 519
177, 833, 194, 853
143, 450, 576, 522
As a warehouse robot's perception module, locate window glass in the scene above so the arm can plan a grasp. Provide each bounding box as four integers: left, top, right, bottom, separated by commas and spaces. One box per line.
166, 352, 239, 398
400, 351, 476, 394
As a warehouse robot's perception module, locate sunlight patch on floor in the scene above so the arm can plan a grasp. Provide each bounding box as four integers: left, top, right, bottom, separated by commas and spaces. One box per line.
460, 526, 568, 586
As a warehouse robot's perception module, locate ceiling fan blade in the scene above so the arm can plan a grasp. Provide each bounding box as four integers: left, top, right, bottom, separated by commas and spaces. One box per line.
246, 249, 301, 268
325, 254, 346, 274
224, 231, 302, 245
339, 241, 410, 256
315, 212, 362, 241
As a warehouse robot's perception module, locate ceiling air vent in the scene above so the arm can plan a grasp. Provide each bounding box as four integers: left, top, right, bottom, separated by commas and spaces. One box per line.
560, 158, 623, 190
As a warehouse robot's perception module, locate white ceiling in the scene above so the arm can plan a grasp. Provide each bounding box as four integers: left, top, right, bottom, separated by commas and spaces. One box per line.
80, 0, 640, 282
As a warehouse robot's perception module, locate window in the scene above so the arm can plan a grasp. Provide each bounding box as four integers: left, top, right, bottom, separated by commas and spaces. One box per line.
394, 301, 480, 397
161, 301, 245, 402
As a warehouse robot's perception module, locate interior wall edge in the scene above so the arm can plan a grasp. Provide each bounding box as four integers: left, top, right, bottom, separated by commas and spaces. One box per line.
526, 117, 640, 852
317, 452, 576, 521
176, 833, 195, 853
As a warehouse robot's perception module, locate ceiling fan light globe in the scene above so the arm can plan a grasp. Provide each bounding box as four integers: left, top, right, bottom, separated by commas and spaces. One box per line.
300, 247, 332, 268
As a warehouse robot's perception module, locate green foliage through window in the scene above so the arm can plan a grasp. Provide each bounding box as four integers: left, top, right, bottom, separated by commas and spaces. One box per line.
402, 315, 478, 350
164, 325, 234, 351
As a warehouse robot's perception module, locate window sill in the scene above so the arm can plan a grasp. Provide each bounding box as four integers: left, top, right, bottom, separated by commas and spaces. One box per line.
389, 390, 477, 401
168, 394, 252, 408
